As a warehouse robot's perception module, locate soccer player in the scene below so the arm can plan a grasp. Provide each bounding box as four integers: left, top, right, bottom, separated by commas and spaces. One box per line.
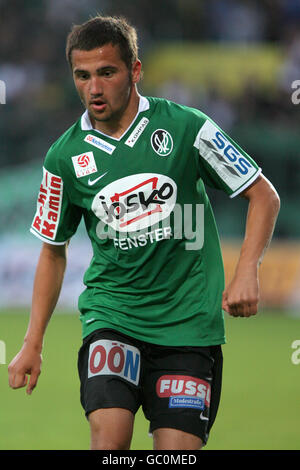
8, 15, 280, 450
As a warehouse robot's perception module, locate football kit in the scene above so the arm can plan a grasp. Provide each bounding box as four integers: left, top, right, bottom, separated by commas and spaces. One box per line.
30, 96, 261, 347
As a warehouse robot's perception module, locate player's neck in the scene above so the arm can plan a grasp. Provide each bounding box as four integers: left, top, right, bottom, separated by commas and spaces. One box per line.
90, 87, 140, 139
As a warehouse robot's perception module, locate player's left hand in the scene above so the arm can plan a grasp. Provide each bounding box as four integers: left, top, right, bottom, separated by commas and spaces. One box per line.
222, 271, 259, 317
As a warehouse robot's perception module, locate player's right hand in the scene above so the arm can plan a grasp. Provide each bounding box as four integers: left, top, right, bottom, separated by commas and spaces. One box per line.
8, 343, 42, 395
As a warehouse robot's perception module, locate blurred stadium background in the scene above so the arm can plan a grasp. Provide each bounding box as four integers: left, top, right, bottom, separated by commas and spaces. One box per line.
0, 0, 300, 450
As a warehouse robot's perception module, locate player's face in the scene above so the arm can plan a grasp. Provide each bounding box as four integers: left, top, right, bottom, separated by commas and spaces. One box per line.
72, 44, 141, 132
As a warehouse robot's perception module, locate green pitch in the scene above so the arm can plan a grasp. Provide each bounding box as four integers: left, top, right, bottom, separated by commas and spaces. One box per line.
0, 309, 299, 450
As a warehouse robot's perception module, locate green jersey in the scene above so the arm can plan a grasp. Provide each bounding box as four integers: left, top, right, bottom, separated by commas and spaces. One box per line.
30, 96, 261, 346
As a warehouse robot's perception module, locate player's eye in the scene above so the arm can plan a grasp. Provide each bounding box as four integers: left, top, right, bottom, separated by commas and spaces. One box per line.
75, 72, 90, 80
100, 68, 116, 78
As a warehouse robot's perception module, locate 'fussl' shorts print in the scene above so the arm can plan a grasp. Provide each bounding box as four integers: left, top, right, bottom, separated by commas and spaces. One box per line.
77, 328, 223, 445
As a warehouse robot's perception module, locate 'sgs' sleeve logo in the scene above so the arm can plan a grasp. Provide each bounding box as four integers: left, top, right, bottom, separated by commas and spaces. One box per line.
211, 131, 252, 175
194, 120, 258, 192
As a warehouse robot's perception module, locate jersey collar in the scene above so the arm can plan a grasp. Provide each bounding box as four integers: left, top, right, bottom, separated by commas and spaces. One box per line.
80, 95, 150, 140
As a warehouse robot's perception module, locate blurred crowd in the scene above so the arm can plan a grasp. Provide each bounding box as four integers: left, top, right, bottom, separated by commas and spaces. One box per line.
0, 0, 300, 238
1, 0, 300, 159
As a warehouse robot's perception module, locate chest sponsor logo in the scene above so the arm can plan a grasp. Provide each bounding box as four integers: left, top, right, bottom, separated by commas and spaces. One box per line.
84, 134, 116, 155
194, 120, 256, 191
156, 375, 211, 410
31, 168, 63, 240
125, 117, 149, 147
151, 129, 173, 156
72, 151, 97, 178
88, 339, 141, 385
92, 173, 177, 232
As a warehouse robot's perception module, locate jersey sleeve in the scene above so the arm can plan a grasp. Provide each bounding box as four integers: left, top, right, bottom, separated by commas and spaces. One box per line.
30, 148, 83, 245
193, 117, 261, 197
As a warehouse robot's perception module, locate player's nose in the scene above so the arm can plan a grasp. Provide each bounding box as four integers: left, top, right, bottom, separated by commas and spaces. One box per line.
89, 76, 104, 97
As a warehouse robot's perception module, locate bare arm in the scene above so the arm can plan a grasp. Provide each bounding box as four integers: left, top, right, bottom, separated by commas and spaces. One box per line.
8, 242, 68, 394
222, 174, 280, 317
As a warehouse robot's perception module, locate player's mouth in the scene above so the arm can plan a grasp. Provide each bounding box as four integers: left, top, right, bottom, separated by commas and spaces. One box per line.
90, 99, 107, 112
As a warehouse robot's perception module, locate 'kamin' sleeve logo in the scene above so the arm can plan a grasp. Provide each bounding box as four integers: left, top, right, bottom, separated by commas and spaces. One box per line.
151, 129, 173, 156
31, 168, 63, 241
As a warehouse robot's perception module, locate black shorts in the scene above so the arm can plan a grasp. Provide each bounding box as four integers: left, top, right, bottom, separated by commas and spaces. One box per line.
77, 328, 223, 445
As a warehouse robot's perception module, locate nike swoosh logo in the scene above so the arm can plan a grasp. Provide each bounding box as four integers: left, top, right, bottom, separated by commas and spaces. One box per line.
200, 412, 209, 421
88, 171, 108, 186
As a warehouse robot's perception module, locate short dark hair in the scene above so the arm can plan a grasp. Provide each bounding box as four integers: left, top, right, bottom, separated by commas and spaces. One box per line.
66, 15, 139, 70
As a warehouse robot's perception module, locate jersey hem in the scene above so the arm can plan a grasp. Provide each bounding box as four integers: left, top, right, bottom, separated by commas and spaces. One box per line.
29, 228, 68, 245
229, 168, 262, 198
81, 321, 226, 347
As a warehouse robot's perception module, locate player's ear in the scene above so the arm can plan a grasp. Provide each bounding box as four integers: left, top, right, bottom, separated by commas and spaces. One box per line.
131, 60, 142, 84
